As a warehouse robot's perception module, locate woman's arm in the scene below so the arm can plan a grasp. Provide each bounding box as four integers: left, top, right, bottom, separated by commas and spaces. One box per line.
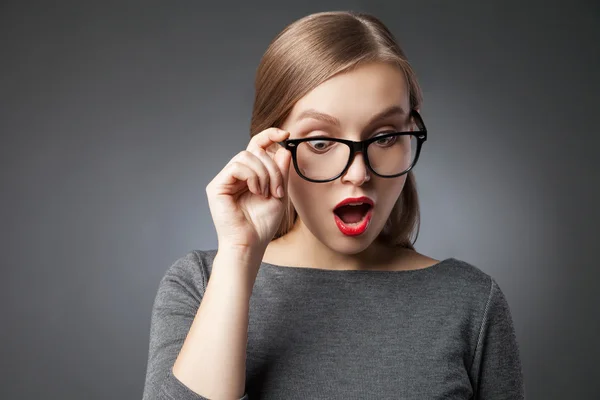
471, 278, 526, 399
172, 249, 259, 399
142, 250, 261, 400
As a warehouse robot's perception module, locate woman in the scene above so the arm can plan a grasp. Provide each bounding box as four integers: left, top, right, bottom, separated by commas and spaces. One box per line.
142, 11, 525, 400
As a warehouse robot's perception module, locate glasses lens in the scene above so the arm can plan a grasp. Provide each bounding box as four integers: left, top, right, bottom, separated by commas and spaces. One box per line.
296, 139, 350, 181
367, 133, 418, 176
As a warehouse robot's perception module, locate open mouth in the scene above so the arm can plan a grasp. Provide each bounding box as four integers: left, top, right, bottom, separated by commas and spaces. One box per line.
333, 203, 373, 224
332, 197, 375, 236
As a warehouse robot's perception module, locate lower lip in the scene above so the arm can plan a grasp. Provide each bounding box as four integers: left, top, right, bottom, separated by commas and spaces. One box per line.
333, 208, 373, 236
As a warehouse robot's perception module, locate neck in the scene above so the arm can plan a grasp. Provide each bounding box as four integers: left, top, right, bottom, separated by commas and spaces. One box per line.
267, 218, 399, 271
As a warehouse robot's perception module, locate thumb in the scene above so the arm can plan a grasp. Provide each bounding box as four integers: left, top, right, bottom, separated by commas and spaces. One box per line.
274, 146, 292, 197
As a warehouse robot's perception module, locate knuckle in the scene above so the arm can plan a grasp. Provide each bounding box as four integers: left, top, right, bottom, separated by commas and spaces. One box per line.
259, 169, 269, 182
246, 148, 261, 160
247, 150, 263, 165
206, 181, 216, 194
255, 155, 270, 173
255, 147, 275, 167
269, 127, 286, 134
236, 150, 253, 160
248, 132, 262, 146
236, 150, 251, 160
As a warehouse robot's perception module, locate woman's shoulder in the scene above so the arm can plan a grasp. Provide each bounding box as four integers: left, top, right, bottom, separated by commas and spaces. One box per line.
396, 249, 491, 277
158, 249, 219, 298
164, 248, 218, 272
394, 249, 495, 297
426, 253, 504, 302
407, 252, 514, 325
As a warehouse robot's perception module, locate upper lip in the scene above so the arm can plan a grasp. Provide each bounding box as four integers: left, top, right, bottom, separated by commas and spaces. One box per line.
334, 196, 375, 210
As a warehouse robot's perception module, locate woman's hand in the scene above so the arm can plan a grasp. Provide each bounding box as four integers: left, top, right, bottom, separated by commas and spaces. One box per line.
206, 128, 292, 254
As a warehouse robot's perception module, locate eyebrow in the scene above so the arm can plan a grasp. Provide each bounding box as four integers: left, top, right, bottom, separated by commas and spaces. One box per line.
294, 105, 406, 127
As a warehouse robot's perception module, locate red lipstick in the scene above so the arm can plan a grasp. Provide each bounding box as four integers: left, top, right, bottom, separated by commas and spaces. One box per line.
333, 196, 374, 236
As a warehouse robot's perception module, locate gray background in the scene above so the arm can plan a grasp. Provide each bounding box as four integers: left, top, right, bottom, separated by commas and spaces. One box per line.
1, 1, 598, 399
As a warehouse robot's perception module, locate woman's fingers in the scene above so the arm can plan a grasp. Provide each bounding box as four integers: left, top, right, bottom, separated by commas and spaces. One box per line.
247, 128, 291, 198
247, 147, 285, 198
219, 161, 262, 196
210, 128, 291, 199
230, 151, 272, 197
247, 128, 290, 153
273, 146, 291, 198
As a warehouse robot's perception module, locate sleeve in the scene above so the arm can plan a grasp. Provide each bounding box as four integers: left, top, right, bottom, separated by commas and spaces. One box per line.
471, 278, 526, 399
142, 251, 249, 400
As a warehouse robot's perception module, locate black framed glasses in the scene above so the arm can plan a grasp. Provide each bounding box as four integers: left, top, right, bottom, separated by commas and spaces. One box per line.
277, 109, 427, 183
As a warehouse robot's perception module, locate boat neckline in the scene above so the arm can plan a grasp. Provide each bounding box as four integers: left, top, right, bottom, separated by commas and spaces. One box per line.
258, 257, 457, 274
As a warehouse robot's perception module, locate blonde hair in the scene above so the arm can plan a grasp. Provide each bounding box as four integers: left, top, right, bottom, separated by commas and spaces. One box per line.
249, 11, 422, 250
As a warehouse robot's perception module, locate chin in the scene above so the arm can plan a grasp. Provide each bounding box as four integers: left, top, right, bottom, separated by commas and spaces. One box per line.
330, 238, 378, 255
323, 227, 382, 255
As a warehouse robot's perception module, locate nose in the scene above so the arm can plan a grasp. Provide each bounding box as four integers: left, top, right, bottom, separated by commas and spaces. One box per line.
340, 151, 370, 185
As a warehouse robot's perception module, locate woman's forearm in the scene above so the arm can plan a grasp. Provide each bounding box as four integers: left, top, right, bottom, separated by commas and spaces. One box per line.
172, 249, 261, 399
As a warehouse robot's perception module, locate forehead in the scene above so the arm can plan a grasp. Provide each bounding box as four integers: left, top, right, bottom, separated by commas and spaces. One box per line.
284, 62, 409, 128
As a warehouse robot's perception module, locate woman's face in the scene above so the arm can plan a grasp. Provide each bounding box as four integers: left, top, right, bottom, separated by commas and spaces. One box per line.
280, 61, 413, 254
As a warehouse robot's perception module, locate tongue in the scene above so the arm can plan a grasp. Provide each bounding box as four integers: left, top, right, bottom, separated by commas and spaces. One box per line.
335, 204, 370, 224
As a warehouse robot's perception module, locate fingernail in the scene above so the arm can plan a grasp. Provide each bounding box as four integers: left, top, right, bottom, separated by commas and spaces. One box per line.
276, 186, 284, 198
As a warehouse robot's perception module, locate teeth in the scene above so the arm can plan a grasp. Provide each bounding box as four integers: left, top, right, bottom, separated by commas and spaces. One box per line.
336, 201, 372, 209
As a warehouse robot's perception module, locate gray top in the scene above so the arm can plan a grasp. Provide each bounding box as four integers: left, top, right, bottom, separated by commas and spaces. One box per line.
142, 249, 525, 399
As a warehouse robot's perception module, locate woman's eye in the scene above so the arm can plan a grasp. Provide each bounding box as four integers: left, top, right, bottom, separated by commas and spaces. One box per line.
374, 133, 398, 146
307, 139, 333, 151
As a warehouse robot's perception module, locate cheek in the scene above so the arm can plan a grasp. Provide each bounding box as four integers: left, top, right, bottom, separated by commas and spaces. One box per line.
376, 176, 407, 211
287, 173, 303, 199
287, 174, 321, 213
